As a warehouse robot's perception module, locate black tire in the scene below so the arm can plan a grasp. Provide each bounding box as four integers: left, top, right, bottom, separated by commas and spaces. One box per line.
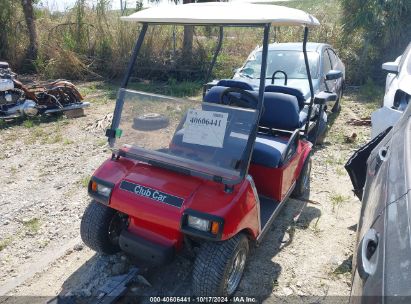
80, 200, 125, 254
316, 127, 327, 145
331, 87, 343, 113
292, 153, 311, 199
133, 113, 169, 131
192, 234, 249, 297
308, 111, 327, 145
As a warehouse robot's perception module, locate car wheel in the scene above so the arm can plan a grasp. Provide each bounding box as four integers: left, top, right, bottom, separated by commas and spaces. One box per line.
80, 200, 127, 254
192, 233, 249, 297
292, 153, 311, 199
133, 113, 169, 131
308, 111, 327, 145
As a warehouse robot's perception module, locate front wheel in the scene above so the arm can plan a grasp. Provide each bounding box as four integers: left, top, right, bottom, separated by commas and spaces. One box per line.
80, 200, 127, 254
192, 234, 249, 297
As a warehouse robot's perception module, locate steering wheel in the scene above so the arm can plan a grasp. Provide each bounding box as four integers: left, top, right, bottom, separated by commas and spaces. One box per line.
271, 70, 288, 85
219, 87, 258, 109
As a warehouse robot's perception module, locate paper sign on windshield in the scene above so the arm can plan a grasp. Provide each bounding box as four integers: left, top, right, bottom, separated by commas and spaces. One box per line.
183, 109, 228, 148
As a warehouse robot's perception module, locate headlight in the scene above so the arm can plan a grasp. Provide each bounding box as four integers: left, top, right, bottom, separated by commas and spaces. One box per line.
184, 212, 222, 237
89, 178, 114, 204
188, 215, 210, 232
96, 184, 112, 197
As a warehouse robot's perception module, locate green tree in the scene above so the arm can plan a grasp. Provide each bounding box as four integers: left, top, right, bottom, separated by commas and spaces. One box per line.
340, 0, 411, 84
21, 0, 38, 68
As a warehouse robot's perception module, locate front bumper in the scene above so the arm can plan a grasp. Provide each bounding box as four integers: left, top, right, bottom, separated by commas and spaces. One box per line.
119, 230, 174, 266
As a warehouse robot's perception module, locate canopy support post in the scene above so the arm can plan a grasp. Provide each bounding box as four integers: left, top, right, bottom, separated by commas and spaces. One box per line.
257, 23, 270, 111
109, 23, 148, 147
303, 26, 314, 137
121, 23, 148, 88
205, 26, 224, 83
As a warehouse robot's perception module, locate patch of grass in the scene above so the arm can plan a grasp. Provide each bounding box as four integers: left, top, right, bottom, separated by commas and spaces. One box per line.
79, 176, 91, 188
335, 167, 346, 176
130, 80, 203, 98
23, 119, 36, 128
38, 239, 50, 249
10, 166, 17, 175
63, 138, 74, 145
97, 138, 107, 147
23, 218, 41, 234
310, 217, 321, 235
0, 237, 13, 252
47, 132, 63, 144
79, 83, 98, 97
330, 193, 349, 212
359, 78, 384, 103
332, 256, 353, 276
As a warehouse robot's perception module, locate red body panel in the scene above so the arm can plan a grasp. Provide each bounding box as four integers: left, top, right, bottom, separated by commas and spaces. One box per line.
93, 159, 260, 251
249, 140, 312, 201
92, 139, 311, 253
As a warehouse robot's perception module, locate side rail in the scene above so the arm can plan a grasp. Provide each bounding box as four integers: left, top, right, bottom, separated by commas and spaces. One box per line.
280, 129, 300, 166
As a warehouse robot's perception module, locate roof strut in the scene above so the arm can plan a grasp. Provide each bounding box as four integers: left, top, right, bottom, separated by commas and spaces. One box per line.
257, 23, 270, 112
108, 23, 148, 146
302, 26, 314, 137
205, 26, 224, 83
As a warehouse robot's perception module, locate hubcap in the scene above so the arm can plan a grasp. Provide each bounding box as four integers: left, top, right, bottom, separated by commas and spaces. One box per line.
226, 247, 247, 295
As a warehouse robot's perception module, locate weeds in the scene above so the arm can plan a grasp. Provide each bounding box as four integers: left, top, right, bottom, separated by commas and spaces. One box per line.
23, 218, 41, 234
335, 167, 346, 176
359, 78, 384, 106
10, 166, 17, 175
23, 120, 36, 128
0, 237, 13, 252
97, 138, 107, 147
330, 193, 348, 212
63, 138, 74, 145
310, 217, 321, 235
79, 176, 90, 188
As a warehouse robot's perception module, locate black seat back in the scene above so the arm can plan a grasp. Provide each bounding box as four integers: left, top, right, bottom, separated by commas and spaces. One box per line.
265, 85, 305, 109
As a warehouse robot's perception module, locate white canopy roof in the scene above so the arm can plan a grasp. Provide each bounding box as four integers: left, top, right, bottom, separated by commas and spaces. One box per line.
122, 3, 320, 26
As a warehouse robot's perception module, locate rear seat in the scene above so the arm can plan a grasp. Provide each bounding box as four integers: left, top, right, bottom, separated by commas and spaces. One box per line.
252, 92, 300, 167
203, 83, 301, 168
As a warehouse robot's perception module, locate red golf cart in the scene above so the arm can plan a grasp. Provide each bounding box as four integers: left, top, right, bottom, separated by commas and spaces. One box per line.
80, 3, 336, 296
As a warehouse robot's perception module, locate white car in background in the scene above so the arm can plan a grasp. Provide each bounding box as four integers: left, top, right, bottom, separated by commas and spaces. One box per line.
371, 42, 411, 138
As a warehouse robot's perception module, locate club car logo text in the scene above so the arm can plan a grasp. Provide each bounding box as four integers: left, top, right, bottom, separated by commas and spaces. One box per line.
119, 180, 184, 208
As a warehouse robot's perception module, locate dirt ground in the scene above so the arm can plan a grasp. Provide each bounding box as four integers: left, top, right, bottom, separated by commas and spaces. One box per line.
0, 83, 376, 303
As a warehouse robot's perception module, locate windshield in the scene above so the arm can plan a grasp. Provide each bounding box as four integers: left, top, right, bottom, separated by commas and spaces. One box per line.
111, 89, 259, 184
240, 50, 319, 80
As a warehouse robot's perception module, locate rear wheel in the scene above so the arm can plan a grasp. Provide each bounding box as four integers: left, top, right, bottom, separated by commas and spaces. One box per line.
332, 86, 343, 113
80, 200, 127, 254
292, 153, 311, 199
192, 233, 249, 297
